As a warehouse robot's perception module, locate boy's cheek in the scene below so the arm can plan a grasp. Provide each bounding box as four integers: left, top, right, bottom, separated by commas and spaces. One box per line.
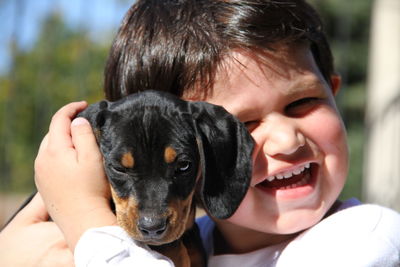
308, 112, 349, 187
306, 107, 348, 153
318, 116, 348, 157
250, 153, 269, 186
248, 127, 276, 186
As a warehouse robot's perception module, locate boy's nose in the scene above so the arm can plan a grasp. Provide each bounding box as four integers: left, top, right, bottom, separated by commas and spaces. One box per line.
262, 117, 305, 156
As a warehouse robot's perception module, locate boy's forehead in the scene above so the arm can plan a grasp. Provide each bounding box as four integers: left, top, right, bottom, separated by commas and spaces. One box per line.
215, 45, 324, 89
232, 44, 316, 77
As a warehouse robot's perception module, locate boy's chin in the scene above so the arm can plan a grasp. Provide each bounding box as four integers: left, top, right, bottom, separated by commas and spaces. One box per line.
222, 208, 327, 237
272, 206, 330, 234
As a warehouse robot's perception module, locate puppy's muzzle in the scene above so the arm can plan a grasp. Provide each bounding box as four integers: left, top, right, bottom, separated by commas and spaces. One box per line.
138, 215, 168, 239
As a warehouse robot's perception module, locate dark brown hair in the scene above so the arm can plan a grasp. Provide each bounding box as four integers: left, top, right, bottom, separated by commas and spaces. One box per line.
104, 0, 333, 101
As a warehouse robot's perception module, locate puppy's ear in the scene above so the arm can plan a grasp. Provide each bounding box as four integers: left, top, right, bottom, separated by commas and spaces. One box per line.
190, 102, 254, 219
76, 100, 110, 141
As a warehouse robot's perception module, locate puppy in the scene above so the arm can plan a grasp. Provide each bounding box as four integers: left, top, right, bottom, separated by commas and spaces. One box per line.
78, 90, 254, 267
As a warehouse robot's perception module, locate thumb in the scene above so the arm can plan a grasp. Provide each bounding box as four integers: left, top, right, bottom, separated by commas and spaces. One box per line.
70, 117, 101, 162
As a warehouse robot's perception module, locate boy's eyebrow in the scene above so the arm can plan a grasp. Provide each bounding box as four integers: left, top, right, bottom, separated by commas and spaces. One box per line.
285, 77, 329, 98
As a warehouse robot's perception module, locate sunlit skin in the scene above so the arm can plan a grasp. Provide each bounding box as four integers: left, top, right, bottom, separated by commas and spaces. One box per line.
188, 43, 349, 254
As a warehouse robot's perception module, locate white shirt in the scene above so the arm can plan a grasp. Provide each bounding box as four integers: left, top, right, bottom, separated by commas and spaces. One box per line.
74, 200, 400, 267
74, 226, 174, 267
198, 200, 400, 267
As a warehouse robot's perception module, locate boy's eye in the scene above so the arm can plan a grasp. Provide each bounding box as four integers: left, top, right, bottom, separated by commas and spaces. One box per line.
285, 97, 321, 117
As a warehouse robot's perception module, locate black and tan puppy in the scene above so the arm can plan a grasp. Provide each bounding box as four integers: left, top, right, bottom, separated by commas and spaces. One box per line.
78, 90, 254, 267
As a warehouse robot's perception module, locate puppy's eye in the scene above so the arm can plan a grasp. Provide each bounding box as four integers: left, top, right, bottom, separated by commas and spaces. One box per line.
111, 165, 127, 174
176, 161, 191, 173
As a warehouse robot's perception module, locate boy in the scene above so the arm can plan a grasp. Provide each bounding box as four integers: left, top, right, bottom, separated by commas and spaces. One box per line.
3, 0, 400, 266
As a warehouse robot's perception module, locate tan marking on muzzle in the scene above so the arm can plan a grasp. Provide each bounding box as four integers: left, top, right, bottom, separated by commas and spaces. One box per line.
110, 186, 141, 238
160, 190, 196, 244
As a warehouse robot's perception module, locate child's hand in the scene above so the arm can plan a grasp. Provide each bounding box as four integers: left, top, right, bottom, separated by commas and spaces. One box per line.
34, 101, 117, 250
0, 193, 74, 267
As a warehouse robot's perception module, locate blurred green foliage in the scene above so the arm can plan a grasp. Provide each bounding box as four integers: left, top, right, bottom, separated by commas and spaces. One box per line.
0, 13, 108, 192
0, 1, 372, 200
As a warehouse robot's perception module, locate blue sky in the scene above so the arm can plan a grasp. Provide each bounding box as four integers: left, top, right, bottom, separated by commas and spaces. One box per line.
0, 0, 132, 74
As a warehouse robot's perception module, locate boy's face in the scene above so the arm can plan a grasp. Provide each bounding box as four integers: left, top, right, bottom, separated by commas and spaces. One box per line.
194, 44, 348, 244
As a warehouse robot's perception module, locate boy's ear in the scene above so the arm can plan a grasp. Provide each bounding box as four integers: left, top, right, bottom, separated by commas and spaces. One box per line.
76, 100, 110, 142
330, 74, 341, 96
189, 101, 254, 219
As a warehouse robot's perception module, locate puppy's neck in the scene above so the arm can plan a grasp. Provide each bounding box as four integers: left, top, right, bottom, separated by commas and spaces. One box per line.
151, 239, 191, 267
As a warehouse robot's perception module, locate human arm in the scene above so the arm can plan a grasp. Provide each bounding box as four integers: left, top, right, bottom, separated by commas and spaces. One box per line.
34, 101, 117, 251
0, 193, 74, 267
0, 101, 103, 267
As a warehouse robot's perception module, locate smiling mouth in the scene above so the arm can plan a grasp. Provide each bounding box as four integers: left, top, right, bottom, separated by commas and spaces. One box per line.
257, 163, 314, 190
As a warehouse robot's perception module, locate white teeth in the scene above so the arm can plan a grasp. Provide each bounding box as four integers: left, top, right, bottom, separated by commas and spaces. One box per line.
283, 172, 293, 178
266, 163, 311, 182
293, 168, 302, 175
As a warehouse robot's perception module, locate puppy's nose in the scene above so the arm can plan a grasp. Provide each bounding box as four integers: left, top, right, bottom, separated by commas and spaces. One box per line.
138, 216, 167, 238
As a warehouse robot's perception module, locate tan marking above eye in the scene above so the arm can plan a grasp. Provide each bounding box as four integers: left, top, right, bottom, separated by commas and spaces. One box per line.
164, 146, 177, 164
121, 152, 135, 168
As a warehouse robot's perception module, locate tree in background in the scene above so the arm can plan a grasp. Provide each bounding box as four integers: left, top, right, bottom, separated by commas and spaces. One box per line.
0, 13, 108, 192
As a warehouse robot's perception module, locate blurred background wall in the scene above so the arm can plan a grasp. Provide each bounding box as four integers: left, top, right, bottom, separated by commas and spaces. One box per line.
364, 0, 400, 211
0, 0, 399, 226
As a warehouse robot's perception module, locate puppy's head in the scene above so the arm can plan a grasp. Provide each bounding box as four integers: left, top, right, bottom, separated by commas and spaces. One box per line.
78, 90, 254, 245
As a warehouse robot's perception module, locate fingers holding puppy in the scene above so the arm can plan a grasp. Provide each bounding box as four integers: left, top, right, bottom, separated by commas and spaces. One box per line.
47, 101, 88, 150
34, 101, 116, 250
71, 117, 102, 163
